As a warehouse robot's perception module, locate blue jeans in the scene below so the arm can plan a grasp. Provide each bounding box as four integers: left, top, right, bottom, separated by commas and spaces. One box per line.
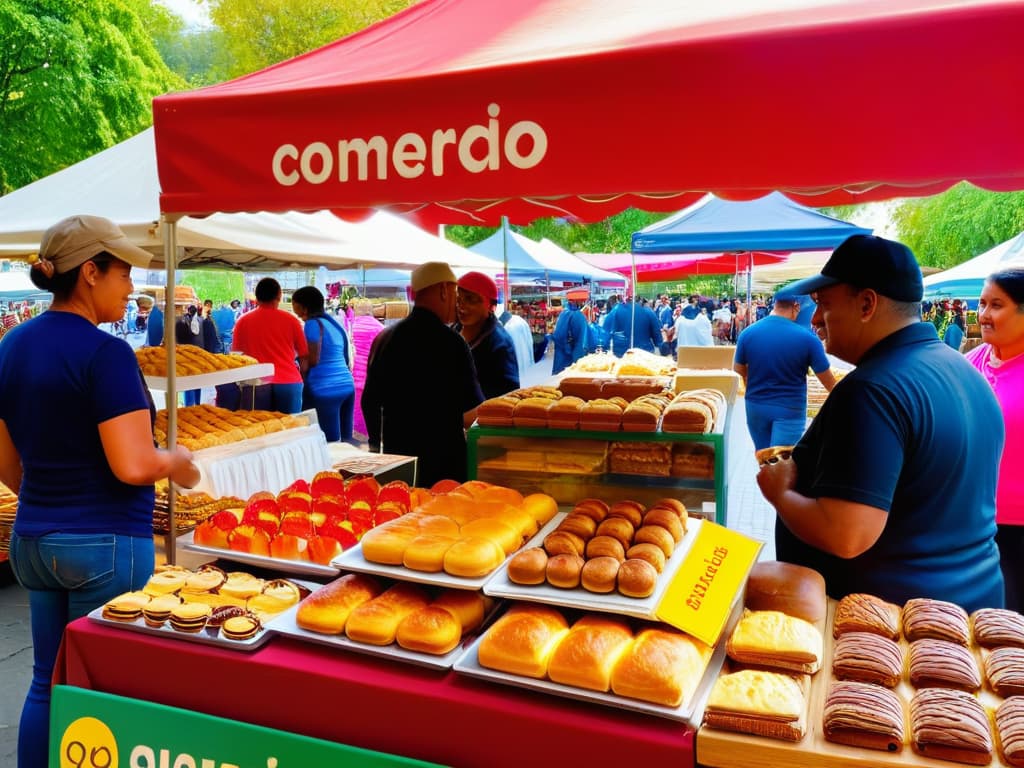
305, 388, 355, 442
744, 399, 808, 451
9, 531, 154, 768
183, 389, 202, 406
270, 382, 304, 414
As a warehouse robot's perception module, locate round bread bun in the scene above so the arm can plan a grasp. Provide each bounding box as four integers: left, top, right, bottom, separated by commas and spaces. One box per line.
607, 500, 645, 528
642, 508, 685, 543
625, 542, 667, 573
648, 497, 687, 520
402, 534, 457, 572
416, 514, 462, 538
443, 537, 505, 578
595, 517, 635, 549
557, 514, 598, 540
585, 535, 626, 563
459, 517, 522, 555
543, 530, 585, 557
581, 556, 621, 593
617, 558, 658, 598
522, 493, 559, 525
572, 498, 610, 523
507, 547, 549, 585
744, 560, 827, 624
360, 525, 417, 565
633, 525, 675, 558
396, 606, 462, 655
546, 553, 585, 589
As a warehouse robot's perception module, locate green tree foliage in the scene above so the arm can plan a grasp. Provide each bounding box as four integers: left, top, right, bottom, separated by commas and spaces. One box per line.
0, 0, 184, 193
208, 0, 415, 79
179, 268, 245, 308
891, 184, 1024, 269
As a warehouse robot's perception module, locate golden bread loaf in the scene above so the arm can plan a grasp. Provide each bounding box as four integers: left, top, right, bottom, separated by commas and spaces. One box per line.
610, 628, 712, 708
548, 615, 634, 692
431, 589, 489, 633
478, 604, 570, 679
443, 537, 506, 578
395, 606, 463, 655
727, 609, 823, 674
744, 561, 827, 624
706, 668, 805, 719
344, 582, 431, 645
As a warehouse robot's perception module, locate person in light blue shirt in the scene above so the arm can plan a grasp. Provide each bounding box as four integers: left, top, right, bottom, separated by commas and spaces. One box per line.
212, 302, 236, 352
551, 301, 587, 374
145, 302, 163, 347
943, 315, 965, 350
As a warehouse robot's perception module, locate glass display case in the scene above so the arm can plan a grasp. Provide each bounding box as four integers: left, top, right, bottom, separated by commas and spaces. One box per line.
466, 424, 728, 524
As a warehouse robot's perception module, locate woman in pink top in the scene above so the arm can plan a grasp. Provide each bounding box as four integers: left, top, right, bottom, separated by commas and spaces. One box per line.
966, 267, 1024, 610
349, 298, 385, 439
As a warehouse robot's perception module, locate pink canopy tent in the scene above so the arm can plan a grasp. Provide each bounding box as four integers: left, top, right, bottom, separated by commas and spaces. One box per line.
152, 0, 1024, 227
583, 251, 788, 283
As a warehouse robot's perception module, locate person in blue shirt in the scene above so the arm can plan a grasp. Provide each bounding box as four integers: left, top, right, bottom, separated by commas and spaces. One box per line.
734, 295, 836, 450
604, 297, 662, 356
452, 272, 519, 399
943, 314, 965, 350
212, 302, 237, 352
551, 300, 587, 374
146, 301, 164, 347
291, 286, 356, 442
757, 235, 1004, 613
0, 215, 200, 768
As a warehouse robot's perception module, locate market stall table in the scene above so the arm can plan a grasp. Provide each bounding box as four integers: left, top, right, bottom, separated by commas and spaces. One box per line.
56, 617, 697, 768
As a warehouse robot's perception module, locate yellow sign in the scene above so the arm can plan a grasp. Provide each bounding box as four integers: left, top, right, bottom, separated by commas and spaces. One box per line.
656, 521, 762, 645
60, 716, 119, 768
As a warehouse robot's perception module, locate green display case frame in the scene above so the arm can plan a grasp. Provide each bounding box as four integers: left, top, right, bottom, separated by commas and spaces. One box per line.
467, 424, 728, 525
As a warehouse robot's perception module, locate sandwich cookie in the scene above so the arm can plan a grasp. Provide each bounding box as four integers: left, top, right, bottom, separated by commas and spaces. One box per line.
169, 603, 212, 633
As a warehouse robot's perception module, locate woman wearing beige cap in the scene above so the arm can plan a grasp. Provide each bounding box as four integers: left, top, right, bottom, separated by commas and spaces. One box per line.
0, 215, 200, 768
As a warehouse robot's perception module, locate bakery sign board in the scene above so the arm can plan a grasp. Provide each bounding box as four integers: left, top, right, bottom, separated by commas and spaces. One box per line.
50, 685, 442, 768
656, 521, 762, 646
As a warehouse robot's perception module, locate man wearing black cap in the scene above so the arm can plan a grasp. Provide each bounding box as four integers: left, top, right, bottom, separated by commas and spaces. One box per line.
362, 262, 484, 487
756, 235, 1005, 613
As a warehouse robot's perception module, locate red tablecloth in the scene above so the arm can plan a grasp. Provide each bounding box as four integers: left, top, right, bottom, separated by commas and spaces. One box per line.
57, 617, 695, 768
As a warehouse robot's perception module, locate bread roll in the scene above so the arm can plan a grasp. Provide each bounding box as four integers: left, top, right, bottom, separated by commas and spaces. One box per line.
548, 615, 634, 692
611, 628, 713, 707
633, 525, 675, 558
546, 553, 585, 589
744, 561, 827, 624
641, 508, 685, 543
345, 582, 431, 645
359, 524, 418, 565
459, 517, 522, 555
595, 517, 635, 549
443, 537, 506, 578
396, 606, 463, 655
649, 497, 687, 520
401, 534, 456, 573
296, 573, 384, 635
543, 530, 585, 557
572, 498, 610, 523
607, 500, 644, 528
581, 556, 620, 593
625, 542, 666, 573
432, 589, 488, 633
617, 558, 658, 598
507, 547, 549, 585
585, 535, 626, 562
478, 604, 570, 678
557, 514, 598, 540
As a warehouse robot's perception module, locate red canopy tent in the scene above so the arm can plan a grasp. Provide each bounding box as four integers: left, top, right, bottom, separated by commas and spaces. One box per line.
582, 251, 788, 283
153, 0, 1024, 227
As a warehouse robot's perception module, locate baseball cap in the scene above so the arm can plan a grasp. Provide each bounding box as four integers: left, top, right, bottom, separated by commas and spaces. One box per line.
781, 235, 923, 302
457, 271, 498, 304
40, 215, 152, 273
410, 261, 457, 292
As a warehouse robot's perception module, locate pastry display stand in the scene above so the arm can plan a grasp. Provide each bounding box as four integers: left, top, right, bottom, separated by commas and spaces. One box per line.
466, 423, 728, 525
143, 362, 275, 395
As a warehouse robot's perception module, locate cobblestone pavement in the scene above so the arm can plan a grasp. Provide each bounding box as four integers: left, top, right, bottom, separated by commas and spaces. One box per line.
0, 358, 777, 761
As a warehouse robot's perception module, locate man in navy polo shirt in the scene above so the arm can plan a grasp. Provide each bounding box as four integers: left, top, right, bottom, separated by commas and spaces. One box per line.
756, 235, 1005, 613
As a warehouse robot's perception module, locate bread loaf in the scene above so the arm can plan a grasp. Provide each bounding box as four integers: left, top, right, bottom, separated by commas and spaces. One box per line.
395, 606, 462, 655
344, 582, 431, 645
611, 628, 712, 707
548, 615, 634, 692
478, 604, 569, 678
295, 573, 384, 635
744, 561, 827, 624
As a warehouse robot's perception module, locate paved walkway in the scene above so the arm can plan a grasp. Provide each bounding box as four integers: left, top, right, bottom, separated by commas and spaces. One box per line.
0, 357, 777, 762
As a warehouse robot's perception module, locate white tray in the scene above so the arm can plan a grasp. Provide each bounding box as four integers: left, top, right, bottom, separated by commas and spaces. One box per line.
144, 363, 274, 391
330, 515, 559, 591
452, 608, 731, 722
178, 529, 340, 578
484, 516, 702, 620
266, 598, 500, 670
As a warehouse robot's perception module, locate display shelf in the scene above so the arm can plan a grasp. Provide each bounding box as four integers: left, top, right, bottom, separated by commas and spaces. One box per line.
144, 363, 274, 391
467, 424, 728, 524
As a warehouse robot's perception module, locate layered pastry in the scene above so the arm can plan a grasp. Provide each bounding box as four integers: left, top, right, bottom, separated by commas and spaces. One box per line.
661, 388, 725, 434
985, 646, 1024, 697
744, 561, 827, 625
996, 697, 1024, 768
972, 607, 1024, 649
902, 597, 970, 645
832, 631, 904, 688
832, 593, 901, 640
206, 605, 249, 631
141, 594, 183, 628
671, 443, 716, 479
609, 441, 671, 477
103, 591, 150, 622
727, 610, 823, 674
908, 638, 980, 692
547, 614, 634, 692
620, 393, 671, 432
610, 627, 712, 708
910, 687, 992, 765
823, 680, 904, 753
169, 603, 212, 633
704, 669, 806, 742
477, 604, 570, 679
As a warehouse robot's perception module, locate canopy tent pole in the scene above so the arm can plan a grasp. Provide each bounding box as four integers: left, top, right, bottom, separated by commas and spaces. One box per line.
501, 217, 511, 312
746, 252, 753, 326
630, 255, 637, 349
161, 215, 180, 564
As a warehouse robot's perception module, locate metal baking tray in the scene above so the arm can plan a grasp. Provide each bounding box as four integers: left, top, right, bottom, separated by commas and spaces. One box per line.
178, 529, 341, 578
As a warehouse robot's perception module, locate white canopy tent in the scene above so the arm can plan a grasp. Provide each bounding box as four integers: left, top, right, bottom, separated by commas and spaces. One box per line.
923, 233, 1024, 300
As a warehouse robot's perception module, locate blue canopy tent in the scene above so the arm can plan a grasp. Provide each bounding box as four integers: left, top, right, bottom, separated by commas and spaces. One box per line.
923, 232, 1024, 300
469, 223, 604, 283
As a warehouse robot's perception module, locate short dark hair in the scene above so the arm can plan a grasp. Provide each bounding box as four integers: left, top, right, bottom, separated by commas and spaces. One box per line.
255, 278, 281, 303
988, 268, 1024, 307
291, 285, 325, 315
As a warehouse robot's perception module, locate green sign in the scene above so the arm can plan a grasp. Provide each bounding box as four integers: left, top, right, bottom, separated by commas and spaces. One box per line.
50, 685, 445, 768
